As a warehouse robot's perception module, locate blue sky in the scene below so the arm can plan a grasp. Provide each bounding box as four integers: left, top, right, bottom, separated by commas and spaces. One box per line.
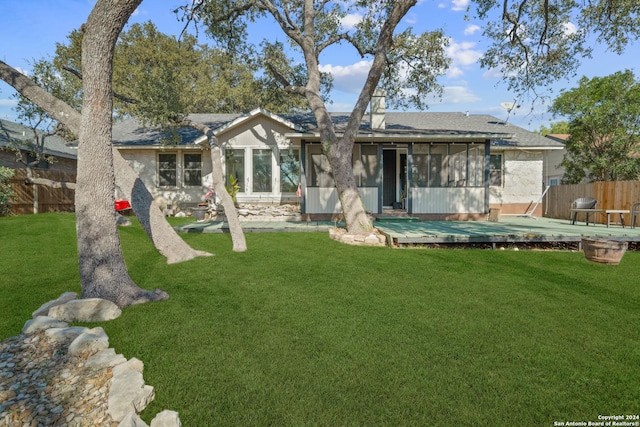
1, 0, 638, 131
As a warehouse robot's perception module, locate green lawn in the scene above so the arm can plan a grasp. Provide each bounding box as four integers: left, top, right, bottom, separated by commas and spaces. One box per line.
1, 213, 639, 426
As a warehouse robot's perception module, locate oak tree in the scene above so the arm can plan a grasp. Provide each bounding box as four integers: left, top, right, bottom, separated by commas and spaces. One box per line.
183, 0, 450, 235
549, 70, 640, 183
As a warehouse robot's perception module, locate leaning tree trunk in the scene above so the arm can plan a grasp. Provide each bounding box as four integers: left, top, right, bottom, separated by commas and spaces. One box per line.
178, 117, 246, 251
0, 60, 212, 265
112, 149, 214, 261
208, 138, 246, 252
77, 0, 167, 307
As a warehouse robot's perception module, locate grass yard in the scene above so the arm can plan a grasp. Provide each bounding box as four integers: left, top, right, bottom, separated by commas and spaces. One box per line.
1, 213, 639, 426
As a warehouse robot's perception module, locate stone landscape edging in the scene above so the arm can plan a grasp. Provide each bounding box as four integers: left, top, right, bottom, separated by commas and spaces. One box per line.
0, 292, 181, 427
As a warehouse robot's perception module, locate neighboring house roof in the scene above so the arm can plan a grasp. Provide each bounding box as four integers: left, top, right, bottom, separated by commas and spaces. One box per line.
111, 109, 565, 150
0, 119, 77, 159
544, 134, 570, 144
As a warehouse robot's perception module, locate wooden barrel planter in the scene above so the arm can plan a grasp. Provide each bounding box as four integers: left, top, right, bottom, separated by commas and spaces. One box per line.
581, 238, 628, 265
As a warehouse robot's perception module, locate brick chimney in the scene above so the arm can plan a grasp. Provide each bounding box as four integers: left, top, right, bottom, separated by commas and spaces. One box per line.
370, 89, 386, 130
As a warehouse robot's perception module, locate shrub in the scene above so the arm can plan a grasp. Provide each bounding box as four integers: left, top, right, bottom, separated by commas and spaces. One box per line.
0, 166, 15, 216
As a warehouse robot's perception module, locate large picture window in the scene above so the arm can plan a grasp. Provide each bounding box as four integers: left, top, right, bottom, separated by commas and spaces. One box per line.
280, 149, 300, 192
253, 149, 272, 192
183, 153, 202, 186
225, 149, 245, 192
158, 153, 177, 187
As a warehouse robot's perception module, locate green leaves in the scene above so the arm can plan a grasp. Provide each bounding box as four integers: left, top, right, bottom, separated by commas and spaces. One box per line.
550, 70, 640, 183
478, 0, 640, 101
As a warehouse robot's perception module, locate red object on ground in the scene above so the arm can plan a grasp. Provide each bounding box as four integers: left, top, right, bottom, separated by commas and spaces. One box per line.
115, 199, 132, 212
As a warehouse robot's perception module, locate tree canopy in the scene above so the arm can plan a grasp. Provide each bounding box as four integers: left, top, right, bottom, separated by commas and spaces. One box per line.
478, 0, 640, 103
182, 0, 450, 111
538, 121, 570, 136
549, 70, 640, 183
37, 21, 309, 126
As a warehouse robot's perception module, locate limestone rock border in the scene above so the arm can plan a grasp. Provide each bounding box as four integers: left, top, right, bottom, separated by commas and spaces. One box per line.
328, 227, 388, 246
0, 293, 182, 427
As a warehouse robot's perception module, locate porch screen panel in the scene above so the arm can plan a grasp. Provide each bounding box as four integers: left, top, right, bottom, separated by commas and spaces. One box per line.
308, 145, 334, 187
158, 153, 177, 187
280, 149, 300, 192
450, 145, 467, 186
360, 145, 378, 186
412, 144, 429, 187
468, 144, 484, 187
253, 149, 272, 192
225, 149, 245, 192
430, 144, 447, 187
183, 153, 202, 186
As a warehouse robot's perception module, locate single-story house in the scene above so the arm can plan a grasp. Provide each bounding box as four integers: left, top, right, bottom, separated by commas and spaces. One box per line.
1, 119, 78, 214
0, 118, 77, 173
111, 94, 564, 220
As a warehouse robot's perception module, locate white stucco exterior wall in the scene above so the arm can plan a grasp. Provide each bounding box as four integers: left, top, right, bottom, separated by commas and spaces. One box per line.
490, 150, 544, 207
117, 148, 213, 210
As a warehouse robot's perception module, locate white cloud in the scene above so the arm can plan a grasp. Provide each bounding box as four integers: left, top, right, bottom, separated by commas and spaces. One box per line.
451, 0, 470, 11
563, 22, 578, 36
0, 98, 18, 107
482, 67, 503, 79
341, 13, 363, 30
464, 24, 481, 36
320, 60, 371, 94
405, 13, 418, 25
447, 66, 464, 79
447, 40, 483, 67
441, 85, 480, 104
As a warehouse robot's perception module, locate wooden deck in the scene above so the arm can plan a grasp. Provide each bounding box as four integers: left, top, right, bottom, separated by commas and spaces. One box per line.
175, 215, 640, 249
375, 216, 640, 248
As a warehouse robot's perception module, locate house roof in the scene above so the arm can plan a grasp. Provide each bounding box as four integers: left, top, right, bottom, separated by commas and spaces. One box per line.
111, 110, 564, 150
0, 119, 77, 159
544, 134, 570, 144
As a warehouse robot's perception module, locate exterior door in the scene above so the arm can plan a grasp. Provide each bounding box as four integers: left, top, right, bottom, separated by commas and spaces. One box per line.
383, 149, 397, 207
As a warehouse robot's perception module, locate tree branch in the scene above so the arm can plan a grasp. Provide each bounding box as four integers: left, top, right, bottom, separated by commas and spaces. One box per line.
62, 65, 139, 104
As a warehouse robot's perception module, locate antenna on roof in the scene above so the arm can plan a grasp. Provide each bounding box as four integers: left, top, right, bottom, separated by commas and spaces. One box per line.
500, 100, 520, 124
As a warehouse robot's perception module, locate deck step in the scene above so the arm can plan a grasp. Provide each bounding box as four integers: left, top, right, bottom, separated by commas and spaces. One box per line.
375, 216, 421, 222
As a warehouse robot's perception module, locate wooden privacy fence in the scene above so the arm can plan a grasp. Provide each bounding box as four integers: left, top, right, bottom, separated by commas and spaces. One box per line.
8, 169, 76, 215
544, 181, 640, 222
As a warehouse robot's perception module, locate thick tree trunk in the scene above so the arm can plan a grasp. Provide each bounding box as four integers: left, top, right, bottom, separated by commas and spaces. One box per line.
328, 142, 373, 234
77, 0, 167, 307
0, 60, 211, 264
306, 95, 373, 235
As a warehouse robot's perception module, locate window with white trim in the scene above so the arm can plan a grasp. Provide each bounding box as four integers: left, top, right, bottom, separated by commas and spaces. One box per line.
489, 153, 503, 186
225, 149, 245, 192
158, 153, 177, 187
280, 149, 300, 192
183, 153, 202, 186
253, 149, 272, 192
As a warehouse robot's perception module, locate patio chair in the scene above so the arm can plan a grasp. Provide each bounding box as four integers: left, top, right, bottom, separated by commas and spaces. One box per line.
632, 202, 640, 229
570, 197, 598, 225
